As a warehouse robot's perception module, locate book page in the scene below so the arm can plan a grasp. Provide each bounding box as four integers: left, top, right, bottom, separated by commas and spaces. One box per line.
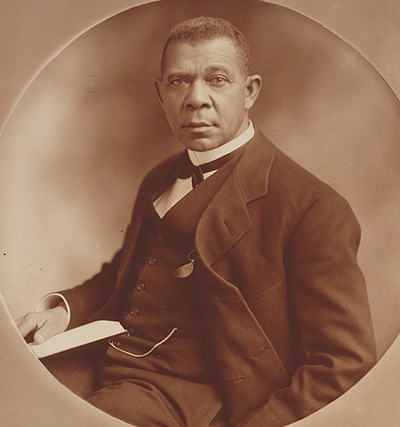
29, 320, 125, 359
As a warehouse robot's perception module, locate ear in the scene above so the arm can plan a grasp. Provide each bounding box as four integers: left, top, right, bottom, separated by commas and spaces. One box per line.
154, 78, 164, 105
244, 74, 262, 110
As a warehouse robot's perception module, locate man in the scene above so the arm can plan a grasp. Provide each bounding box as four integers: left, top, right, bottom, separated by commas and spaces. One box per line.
17, 16, 376, 427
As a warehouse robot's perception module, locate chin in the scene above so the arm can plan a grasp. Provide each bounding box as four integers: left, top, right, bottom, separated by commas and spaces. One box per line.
181, 137, 225, 152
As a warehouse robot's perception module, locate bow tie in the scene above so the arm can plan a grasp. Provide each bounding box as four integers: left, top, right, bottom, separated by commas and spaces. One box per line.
175, 145, 246, 188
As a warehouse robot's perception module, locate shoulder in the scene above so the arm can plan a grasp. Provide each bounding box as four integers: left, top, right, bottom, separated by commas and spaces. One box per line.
137, 151, 182, 192
256, 134, 359, 229
127, 151, 182, 211
143, 152, 181, 182
248, 130, 339, 203
272, 147, 337, 198
269, 144, 344, 205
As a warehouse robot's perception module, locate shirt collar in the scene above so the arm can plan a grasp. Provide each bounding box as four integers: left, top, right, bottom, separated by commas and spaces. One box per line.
188, 121, 255, 166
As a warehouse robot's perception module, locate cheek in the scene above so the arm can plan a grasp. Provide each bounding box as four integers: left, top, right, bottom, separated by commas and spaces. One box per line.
165, 96, 183, 112
162, 103, 179, 123
218, 99, 245, 123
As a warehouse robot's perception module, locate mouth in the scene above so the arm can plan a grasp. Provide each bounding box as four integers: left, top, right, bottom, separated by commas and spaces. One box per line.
184, 121, 213, 129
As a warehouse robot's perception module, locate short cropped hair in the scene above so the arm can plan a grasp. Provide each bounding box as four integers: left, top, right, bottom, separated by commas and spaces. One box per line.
161, 16, 251, 77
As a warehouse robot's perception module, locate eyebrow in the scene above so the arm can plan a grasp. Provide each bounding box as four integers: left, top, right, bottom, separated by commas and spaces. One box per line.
205, 65, 231, 74
165, 66, 232, 80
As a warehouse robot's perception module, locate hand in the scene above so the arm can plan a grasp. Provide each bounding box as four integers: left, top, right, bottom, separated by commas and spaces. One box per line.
16, 305, 69, 344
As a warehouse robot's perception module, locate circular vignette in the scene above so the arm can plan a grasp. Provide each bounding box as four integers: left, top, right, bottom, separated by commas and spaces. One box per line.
0, 2, 398, 427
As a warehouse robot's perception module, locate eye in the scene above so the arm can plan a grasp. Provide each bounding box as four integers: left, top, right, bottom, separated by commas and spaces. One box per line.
169, 78, 189, 87
209, 75, 228, 86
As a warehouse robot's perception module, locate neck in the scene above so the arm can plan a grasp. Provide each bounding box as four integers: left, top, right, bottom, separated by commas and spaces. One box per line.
188, 121, 254, 166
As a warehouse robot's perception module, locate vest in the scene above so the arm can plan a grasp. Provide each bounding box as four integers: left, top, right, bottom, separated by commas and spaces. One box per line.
102, 152, 243, 384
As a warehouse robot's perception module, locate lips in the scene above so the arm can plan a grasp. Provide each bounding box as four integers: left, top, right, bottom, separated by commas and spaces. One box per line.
185, 121, 212, 128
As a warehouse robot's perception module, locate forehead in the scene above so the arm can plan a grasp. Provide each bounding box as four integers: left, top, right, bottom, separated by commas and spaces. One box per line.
163, 38, 240, 74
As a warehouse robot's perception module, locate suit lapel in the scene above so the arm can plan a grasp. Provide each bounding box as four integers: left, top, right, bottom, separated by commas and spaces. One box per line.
195, 130, 276, 265
118, 130, 276, 281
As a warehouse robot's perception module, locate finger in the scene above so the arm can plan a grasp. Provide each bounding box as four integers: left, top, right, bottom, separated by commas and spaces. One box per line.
33, 330, 46, 344
16, 313, 40, 337
33, 317, 62, 344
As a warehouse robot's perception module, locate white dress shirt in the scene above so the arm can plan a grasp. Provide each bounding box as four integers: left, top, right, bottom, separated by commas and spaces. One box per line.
154, 121, 255, 218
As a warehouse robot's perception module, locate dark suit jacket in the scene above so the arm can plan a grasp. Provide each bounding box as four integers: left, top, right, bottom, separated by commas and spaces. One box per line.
62, 130, 376, 426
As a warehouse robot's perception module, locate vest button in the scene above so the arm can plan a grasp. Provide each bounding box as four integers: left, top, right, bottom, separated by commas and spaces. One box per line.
148, 257, 157, 266
130, 307, 139, 316
156, 234, 164, 242
136, 282, 145, 291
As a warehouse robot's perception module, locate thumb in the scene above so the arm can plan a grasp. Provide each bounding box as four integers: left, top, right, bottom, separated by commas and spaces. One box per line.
33, 319, 58, 344
33, 331, 46, 344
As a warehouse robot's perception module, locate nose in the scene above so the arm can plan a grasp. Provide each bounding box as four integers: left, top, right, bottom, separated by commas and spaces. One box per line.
184, 81, 211, 110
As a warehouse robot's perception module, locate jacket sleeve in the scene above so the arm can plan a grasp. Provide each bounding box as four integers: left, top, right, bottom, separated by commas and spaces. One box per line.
237, 194, 377, 426
58, 247, 124, 329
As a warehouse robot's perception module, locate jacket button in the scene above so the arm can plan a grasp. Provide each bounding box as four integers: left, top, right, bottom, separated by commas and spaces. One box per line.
136, 282, 145, 291
156, 234, 164, 242
130, 307, 139, 316
127, 328, 135, 336
148, 257, 157, 266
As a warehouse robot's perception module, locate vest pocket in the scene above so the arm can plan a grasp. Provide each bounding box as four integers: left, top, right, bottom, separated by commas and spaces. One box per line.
246, 279, 283, 303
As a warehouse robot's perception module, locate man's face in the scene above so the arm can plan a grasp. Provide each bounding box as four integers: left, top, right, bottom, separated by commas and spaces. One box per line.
155, 38, 261, 151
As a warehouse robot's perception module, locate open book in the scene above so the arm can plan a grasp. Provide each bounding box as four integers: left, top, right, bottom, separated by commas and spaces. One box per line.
28, 320, 125, 359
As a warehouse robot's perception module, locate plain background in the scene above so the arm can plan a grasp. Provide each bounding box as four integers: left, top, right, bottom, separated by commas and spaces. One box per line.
0, 1, 400, 426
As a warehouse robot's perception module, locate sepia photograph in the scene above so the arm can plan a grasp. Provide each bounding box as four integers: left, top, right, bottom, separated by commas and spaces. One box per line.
1, 1, 400, 426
